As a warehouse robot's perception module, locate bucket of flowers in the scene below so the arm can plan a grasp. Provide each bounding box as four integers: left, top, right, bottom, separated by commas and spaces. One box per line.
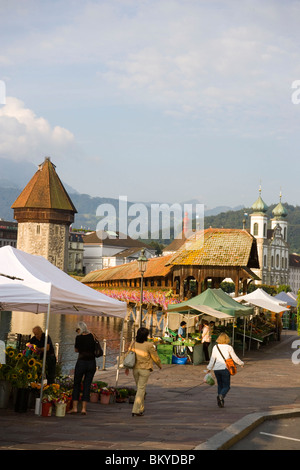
54, 390, 70, 417
3, 346, 42, 413
55, 375, 73, 411
41, 383, 60, 417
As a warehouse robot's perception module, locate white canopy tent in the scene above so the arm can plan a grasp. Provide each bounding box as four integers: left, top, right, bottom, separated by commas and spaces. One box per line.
0, 245, 127, 413
234, 288, 289, 314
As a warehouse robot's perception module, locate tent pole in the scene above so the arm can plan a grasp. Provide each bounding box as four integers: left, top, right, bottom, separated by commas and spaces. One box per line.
115, 318, 125, 387
38, 302, 51, 416
243, 316, 246, 356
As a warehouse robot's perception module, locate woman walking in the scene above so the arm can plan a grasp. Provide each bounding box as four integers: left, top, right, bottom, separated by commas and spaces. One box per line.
68, 321, 97, 415
207, 332, 244, 408
125, 327, 162, 417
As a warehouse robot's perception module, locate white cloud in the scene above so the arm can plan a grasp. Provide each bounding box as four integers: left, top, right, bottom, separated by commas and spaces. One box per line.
0, 97, 76, 161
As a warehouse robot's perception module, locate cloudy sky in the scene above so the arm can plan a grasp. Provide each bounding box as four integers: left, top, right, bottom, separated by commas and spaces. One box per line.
1, 0, 300, 209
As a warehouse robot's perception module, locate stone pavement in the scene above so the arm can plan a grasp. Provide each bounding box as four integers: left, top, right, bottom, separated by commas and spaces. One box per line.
0, 330, 300, 451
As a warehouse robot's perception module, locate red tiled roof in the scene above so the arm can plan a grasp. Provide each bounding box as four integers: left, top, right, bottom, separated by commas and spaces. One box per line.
167, 228, 258, 267
82, 254, 173, 283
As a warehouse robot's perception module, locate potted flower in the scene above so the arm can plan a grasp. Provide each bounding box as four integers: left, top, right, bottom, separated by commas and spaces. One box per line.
90, 382, 100, 402
99, 386, 116, 405
127, 388, 136, 404
116, 388, 129, 403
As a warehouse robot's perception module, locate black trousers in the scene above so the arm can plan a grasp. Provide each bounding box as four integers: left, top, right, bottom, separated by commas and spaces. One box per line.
72, 359, 96, 402
202, 342, 210, 361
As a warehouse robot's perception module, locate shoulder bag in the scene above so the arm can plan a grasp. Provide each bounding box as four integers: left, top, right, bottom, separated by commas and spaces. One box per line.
92, 333, 103, 358
123, 342, 136, 369
217, 345, 237, 376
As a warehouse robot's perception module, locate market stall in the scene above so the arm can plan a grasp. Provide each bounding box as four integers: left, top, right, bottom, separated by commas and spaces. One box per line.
0, 245, 127, 413
275, 291, 297, 329
234, 288, 290, 347
153, 288, 254, 365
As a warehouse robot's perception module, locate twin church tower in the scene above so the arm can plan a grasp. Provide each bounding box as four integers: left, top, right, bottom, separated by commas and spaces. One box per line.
249, 188, 289, 286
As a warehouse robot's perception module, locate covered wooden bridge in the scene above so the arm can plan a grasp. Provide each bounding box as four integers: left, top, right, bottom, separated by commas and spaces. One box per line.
81, 228, 260, 326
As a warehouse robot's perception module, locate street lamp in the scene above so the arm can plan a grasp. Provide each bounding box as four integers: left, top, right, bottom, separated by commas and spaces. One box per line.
137, 248, 148, 328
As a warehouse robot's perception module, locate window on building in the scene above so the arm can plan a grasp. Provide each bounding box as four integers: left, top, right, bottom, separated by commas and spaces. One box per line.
253, 223, 258, 236
36, 225, 40, 235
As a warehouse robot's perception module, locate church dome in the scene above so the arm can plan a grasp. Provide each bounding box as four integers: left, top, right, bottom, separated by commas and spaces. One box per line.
272, 192, 288, 219
251, 190, 268, 214
272, 201, 288, 219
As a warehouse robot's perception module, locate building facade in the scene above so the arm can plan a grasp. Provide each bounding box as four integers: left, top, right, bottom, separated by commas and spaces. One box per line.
68, 232, 84, 273
0, 219, 17, 248
82, 230, 156, 274
289, 253, 300, 295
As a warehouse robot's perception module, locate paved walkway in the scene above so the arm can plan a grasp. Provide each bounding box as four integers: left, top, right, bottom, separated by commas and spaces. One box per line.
0, 330, 300, 451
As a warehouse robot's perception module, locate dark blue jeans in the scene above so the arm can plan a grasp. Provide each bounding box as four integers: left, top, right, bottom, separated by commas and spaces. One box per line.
72, 359, 96, 402
214, 368, 231, 397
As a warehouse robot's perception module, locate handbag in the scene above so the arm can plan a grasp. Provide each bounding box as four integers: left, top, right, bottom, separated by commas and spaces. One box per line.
123, 342, 136, 369
93, 334, 103, 358
217, 345, 237, 376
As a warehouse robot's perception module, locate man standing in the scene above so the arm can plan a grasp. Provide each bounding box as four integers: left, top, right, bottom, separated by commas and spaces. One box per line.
29, 326, 56, 384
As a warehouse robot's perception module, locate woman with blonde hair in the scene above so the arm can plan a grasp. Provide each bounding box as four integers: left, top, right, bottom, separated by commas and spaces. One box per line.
207, 332, 244, 408
68, 321, 97, 415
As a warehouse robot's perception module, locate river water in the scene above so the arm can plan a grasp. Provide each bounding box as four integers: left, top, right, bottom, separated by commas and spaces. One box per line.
0, 310, 136, 374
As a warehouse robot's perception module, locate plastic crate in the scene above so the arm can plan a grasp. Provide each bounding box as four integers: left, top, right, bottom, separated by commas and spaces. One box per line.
172, 355, 188, 365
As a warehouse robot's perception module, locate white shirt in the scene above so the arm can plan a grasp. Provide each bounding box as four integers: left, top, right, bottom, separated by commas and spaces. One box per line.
207, 344, 244, 371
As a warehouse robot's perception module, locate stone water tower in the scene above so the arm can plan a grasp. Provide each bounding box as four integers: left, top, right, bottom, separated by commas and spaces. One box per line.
11, 157, 77, 272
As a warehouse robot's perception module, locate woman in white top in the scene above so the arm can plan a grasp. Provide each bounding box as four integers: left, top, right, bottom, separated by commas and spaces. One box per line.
207, 332, 244, 408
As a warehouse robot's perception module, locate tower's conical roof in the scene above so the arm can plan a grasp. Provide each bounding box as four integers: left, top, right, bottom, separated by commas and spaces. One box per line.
11, 157, 77, 213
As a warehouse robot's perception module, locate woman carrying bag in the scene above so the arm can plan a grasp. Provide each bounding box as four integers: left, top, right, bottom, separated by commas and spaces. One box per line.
125, 327, 162, 417
207, 332, 244, 408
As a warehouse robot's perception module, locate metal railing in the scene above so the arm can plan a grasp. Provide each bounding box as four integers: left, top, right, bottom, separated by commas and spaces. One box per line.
55, 335, 132, 374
